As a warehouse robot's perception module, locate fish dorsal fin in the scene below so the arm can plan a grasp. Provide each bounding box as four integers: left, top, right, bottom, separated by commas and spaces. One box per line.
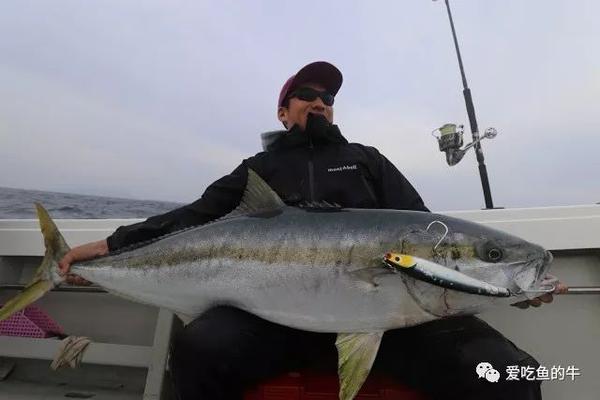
336, 332, 384, 400
221, 168, 285, 219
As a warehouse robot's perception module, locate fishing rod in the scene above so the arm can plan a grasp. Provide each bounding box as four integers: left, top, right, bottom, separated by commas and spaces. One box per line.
432, 0, 496, 209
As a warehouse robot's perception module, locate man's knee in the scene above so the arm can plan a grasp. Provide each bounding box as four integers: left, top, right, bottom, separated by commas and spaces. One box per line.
451, 324, 542, 399
169, 306, 274, 400
457, 326, 540, 374
404, 317, 542, 399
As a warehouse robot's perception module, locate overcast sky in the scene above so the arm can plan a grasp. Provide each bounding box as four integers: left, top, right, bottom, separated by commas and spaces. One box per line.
0, 1, 598, 211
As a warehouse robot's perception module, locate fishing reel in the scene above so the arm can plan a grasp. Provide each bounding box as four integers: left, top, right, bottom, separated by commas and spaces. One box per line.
432, 124, 498, 166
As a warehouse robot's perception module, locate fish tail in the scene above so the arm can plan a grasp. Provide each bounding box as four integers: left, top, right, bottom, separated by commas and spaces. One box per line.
0, 203, 68, 321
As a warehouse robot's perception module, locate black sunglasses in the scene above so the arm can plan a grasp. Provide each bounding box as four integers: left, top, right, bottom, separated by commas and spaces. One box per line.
287, 87, 335, 106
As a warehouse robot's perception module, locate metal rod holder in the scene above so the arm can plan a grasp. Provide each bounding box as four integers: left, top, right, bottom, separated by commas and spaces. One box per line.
562, 286, 600, 295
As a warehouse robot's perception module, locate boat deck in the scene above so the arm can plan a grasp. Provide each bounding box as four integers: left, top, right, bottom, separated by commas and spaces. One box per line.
0, 358, 149, 400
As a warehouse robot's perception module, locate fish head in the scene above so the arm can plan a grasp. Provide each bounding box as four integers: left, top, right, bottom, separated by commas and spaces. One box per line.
390, 214, 553, 316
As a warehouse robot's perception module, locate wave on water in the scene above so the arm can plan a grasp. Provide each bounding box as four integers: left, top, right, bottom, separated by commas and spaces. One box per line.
0, 187, 183, 219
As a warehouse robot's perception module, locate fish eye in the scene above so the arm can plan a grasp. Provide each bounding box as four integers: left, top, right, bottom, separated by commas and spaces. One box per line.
487, 248, 503, 262
476, 241, 504, 263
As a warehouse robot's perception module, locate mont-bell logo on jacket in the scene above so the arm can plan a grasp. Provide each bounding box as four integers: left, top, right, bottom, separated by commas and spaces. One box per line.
327, 164, 358, 173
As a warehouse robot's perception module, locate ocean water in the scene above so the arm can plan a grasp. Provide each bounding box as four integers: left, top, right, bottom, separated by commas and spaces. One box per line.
0, 187, 183, 219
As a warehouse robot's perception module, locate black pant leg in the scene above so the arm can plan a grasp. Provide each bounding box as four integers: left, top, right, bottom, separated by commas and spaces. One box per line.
374, 316, 542, 400
169, 306, 337, 400
171, 307, 542, 400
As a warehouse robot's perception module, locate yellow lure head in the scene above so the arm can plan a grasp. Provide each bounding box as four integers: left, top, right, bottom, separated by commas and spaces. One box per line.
384, 252, 416, 269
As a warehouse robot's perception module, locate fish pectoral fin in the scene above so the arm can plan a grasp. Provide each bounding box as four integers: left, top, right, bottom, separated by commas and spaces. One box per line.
349, 257, 398, 288
336, 332, 383, 400
349, 266, 394, 288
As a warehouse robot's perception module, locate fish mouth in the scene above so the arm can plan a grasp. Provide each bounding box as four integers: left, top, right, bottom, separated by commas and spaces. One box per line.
512, 251, 553, 298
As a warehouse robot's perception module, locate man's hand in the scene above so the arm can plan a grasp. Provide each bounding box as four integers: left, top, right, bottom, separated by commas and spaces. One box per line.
58, 239, 109, 285
511, 274, 568, 309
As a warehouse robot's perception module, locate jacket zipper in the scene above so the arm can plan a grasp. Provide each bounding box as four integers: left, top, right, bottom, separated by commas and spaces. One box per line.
307, 133, 315, 201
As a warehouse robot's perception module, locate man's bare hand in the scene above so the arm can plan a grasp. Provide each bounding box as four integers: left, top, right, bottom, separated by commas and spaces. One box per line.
511, 275, 568, 309
58, 239, 109, 285
65, 274, 92, 286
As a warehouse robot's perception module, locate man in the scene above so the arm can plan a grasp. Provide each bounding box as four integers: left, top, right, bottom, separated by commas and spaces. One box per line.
59, 61, 563, 399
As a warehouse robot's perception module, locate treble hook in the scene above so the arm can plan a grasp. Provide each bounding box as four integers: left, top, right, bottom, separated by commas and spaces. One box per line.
426, 220, 449, 253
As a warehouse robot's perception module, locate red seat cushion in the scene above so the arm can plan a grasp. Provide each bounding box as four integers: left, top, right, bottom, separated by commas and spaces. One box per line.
244, 371, 428, 400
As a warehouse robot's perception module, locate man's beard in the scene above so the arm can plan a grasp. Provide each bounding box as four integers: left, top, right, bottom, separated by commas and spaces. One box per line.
304, 112, 331, 137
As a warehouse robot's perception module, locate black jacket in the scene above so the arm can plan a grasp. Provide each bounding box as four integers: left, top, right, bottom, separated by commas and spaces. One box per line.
107, 121, 429, 251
